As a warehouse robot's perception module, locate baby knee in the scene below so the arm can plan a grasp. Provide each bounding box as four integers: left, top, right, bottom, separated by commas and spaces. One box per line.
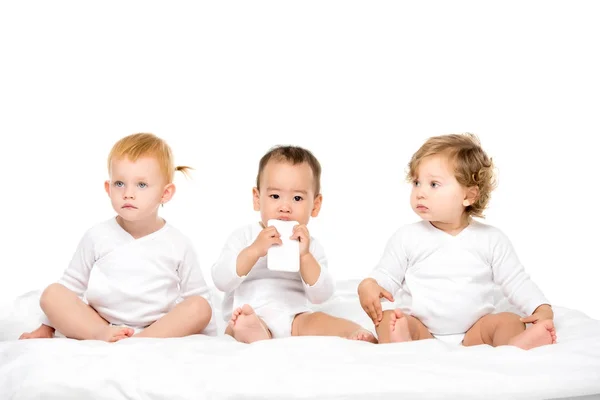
189, 296, 212, 320
39, 283, 64, 309
310, 311, 328, 320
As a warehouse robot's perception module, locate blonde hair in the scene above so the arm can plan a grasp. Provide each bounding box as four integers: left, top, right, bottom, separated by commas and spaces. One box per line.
407, 133, 496, 218
256, 145, 322, 196
107, 133, 191, 183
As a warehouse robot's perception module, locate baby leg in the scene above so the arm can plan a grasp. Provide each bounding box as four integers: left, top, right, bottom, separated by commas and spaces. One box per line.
376, 309, 432, 344
463, 312, 555, 349
291, 312, 377, 343
135, 295, 212, 338
225, 304, 271, 343
40, 283, 133, 342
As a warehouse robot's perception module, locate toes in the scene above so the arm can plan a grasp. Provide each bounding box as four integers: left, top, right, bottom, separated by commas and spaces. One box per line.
241, 304, 255, 314
111, 334, 131, 342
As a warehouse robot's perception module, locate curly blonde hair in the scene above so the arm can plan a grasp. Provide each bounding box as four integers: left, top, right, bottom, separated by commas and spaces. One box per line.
407, 133, 497, 218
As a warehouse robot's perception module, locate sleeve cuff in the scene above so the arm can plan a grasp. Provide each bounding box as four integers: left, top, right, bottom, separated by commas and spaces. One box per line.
302, 269, 335, 303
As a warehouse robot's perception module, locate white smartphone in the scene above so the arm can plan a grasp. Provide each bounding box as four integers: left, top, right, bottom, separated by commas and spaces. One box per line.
266, 219, 300, 272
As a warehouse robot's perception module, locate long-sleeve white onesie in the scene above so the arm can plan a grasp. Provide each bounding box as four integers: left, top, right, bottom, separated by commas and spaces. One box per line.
370, 220, 549, 336
42, 217, 216, 335
211, 222, 335, 337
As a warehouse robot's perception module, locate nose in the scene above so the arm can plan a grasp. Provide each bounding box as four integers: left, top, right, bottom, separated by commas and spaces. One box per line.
279, 199, 292, 213
414, 186, 426, 200
123, 187, 135, 200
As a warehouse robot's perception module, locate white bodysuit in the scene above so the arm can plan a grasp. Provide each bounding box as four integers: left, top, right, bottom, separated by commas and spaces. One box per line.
211, 222, 335, 338
42, 217, 217, 335
370, 220, 548, 342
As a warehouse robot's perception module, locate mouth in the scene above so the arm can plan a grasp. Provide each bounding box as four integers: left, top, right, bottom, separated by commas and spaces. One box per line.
277, 216, 291, 221
416, 204, 428, 211
122, 204, 137, 209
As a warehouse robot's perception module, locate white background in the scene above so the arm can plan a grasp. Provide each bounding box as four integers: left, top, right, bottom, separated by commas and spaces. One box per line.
0, 1, 598, 319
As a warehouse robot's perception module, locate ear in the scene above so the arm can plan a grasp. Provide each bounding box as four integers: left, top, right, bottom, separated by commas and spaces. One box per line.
104, 180, 110, 196
252, 187, 260, 211
161, 183, 176, 205
463, 186, 479, 207
311, 194, 323, 217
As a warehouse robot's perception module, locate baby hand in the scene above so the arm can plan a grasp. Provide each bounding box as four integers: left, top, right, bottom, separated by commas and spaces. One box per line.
358, 278, 394, 327
521, 304, 554, 324
249, 224, 283, 258
19, 323, 55, 340
291, 224, 310, 256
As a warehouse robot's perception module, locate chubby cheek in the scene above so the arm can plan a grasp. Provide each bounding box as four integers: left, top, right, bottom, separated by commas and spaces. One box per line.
438, 199, 459, 217
109, 193, 120, 205
298, 204, 315, 222
409, 194, 418, 209
260, 202, 277, 219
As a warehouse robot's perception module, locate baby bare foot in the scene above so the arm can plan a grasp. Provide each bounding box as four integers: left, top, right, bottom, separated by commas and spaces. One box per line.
93, 325, 135, 342
509, 320, 556, 350
229, 304, 271, 344
389, 309, 412, 343
19, 324, 55, 340
348, 328, 378, 343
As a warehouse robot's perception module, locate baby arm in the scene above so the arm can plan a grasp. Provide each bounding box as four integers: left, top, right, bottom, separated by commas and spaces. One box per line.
359, 231, 407, 326
491, 230, 552, 322
299, 235, 335, 304
212, 225, 282, 292
137, 240, 213, 338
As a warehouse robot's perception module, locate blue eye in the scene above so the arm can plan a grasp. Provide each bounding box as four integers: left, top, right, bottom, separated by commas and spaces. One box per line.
138, 182, 148, 189
270, 194, 280, 199
114, 181, 124, 188
293, 196, 303, 202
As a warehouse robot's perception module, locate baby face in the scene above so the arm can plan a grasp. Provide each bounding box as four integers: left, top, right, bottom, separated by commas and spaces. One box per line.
105, 156, 169, 223
410, 154, 470, 226
253, 160, 322, 227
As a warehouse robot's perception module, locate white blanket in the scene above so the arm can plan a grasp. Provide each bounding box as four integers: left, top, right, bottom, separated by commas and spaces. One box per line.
1, 281, 600, 400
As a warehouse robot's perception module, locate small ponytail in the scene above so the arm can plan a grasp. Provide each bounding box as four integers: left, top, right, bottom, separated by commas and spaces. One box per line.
175, 165, 193, 179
